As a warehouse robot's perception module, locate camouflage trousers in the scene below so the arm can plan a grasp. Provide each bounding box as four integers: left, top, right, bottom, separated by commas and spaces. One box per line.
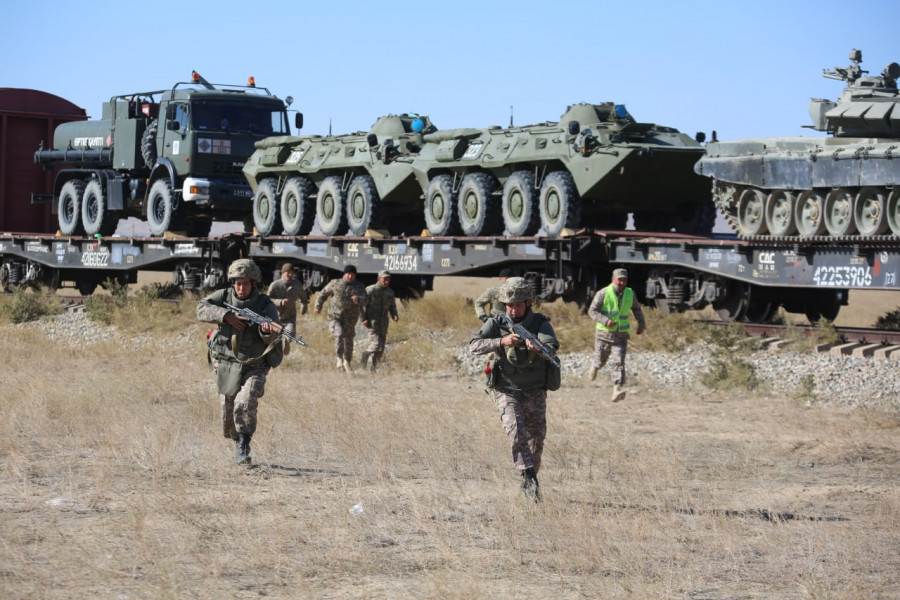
592, 331, 629, 385
364, 325, 389, 362
221, 364, 268, 439
328, 318, 357, 361
493, 388, 547, 473
281, 319, 296, 356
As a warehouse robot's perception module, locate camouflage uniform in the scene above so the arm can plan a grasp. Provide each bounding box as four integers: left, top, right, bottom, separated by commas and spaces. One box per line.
267, 276, 309, 356
469, 278, 558, 500
360, 277, 397, 369
314, 276, 368, 365
587, 284, 646, 386
474, 285, 504, 321
198, 285, 281, 452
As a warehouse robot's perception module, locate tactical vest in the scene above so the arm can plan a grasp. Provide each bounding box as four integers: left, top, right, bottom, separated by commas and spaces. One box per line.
491, 311, 555, 391
595, 285, 633, 333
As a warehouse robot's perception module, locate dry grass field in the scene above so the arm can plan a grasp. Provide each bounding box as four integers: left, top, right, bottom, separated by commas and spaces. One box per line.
1, 285, 899, 599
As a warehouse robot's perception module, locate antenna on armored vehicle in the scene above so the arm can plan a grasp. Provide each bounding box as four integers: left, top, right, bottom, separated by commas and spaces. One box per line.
329, 118, 332, 136
510, 105, 514, 127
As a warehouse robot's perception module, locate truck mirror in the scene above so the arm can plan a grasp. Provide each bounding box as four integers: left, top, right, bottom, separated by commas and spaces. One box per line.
165, 105, 176, 120
166, 120, 180, 132
295, 113, 303, 130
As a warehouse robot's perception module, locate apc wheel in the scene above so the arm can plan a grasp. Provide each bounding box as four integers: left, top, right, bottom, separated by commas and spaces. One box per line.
765, 191, 797, 237
736, 188, 767, 236
887, 189, 900, 236
854, 187, 888, 237
141, 118, 158, 169
795, 191, 827, 237
502, 171, 539, 235
147, 179, 175, 236
81, 179, 117, 236
280, 177, 316, 235
458, 172, 501, 236
424, 174, 459, 236
539, 171, 581, 236
252, 179, 281, 236
316, 175, 346, 236
824, 188, 856, 236
58, 180, 85, 236
346, 174, 382, 236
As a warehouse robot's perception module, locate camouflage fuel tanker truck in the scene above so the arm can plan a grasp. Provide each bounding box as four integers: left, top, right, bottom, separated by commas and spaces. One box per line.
35, 72, 295, 237
695, 49, 900, 240
244, 103, 713, 237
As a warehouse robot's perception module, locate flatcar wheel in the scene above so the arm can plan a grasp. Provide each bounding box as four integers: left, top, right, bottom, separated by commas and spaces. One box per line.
804, 291, 843, 323
654, 297, 672, 316
887, 188, 900, 236
824, 188, 857, 236
736, 188, 768, 236
765, 191, 796, 237
795, 191, 827, 237
712, 280, 748, 322
744, 298, 774, 323
853, 187, 889, 237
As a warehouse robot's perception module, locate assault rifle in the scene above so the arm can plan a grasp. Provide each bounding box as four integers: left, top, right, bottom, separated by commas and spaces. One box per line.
497, 313, 560, 368
224, 302, 309, 347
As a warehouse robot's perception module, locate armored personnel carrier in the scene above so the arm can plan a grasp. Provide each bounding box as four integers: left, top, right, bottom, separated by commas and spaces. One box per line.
696, 49, 900, 240
244, 104, 713, 237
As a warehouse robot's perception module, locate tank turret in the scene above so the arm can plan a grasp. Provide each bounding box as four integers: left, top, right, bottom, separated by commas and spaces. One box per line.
696, 50, 900, 240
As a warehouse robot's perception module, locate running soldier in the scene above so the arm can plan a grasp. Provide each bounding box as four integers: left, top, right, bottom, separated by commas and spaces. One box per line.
360, 270, 399, 371
587, 268, 646, 402
198, 259, 283, 465
314, 264, 368, 372
474, 268, 514, 322
266, 262, 309, 356
469, 277, 560, 502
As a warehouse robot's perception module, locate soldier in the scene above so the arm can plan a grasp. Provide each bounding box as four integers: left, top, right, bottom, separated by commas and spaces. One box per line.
474, 268, 514, 322
360, 269, 399, 371
587, 268, 646, 402
314, 264, 368, 372
266, 262, 309, 356
469, 277, 559, 502
198, 259, 283, 465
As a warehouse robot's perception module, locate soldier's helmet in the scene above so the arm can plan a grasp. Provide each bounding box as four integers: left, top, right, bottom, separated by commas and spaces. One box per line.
227, 259, 262, 283
498, 277, 534, 304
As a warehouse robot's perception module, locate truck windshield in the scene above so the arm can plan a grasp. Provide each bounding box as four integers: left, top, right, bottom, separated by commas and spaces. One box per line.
191, 99, 289, 135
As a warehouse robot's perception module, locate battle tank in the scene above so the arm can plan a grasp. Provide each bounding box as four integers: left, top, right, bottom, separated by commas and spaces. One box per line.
244, 103, 714, 237
695, 49, 900, 240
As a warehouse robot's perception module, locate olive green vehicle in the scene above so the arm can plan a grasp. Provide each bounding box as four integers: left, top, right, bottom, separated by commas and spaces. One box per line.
244, 103, 713, 237
696, 49, 900, 240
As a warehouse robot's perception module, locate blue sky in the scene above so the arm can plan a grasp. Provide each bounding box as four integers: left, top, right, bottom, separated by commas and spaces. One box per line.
5, 0, 899, 143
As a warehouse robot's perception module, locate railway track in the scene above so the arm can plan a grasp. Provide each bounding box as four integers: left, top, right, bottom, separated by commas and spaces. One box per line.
708, 321, 900, 358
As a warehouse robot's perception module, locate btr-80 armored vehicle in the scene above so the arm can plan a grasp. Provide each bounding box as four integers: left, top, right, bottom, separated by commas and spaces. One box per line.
696, 49, 900, 239
244, 103, 714, 237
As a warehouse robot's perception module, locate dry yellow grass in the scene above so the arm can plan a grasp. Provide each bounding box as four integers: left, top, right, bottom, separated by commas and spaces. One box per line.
1, 289, 900, 598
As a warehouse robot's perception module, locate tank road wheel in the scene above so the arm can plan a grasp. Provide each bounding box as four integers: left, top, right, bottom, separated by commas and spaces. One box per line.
424, 174, 460, 236
887, 189, 900, 236
539, 171, 581, 236
58, 180, 86, 236
795, 191, 827, 237
141, 118, 158, 169
147, 179, 176, 236
81, 179, 117, 237
280, 177, 316, 235
736, 188, 768, 236
824, 188, 857, 237
764, 191, 797, 237
502, 171, 539, 235
458, 172, 501, 236
346, 174, 382, 236
854, 187, 889, 237
316, 175, 346, 236
252, 179, 281, 236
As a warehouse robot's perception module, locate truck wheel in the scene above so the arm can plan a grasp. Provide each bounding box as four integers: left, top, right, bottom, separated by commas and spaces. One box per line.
458, 172, 501, 236
281, 177, 316, 235
502, 171, 539, 235
424, 175, 460, 236
141, 119, 158, 169
316, 176, 346, 236
539, 171, 581, 236
81, 179, 117, 236
147, 179, 175, 236
346, 174, 382, 236
58, 180, 86, 236
252, 179, 281, 236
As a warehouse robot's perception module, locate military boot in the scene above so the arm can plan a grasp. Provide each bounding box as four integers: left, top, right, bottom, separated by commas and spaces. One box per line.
359, 351, 371, 368
612, 384, 626, 402
521, 467, 541, 502
236, 434, 252, 465
342, 358, 354, 372
336, 357, 344, 371
587, 366, 598, 381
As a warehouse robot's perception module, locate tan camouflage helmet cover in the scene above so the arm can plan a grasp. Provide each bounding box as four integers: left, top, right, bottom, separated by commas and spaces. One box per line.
498, 276, 534, 303
227, 259, 262, 283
